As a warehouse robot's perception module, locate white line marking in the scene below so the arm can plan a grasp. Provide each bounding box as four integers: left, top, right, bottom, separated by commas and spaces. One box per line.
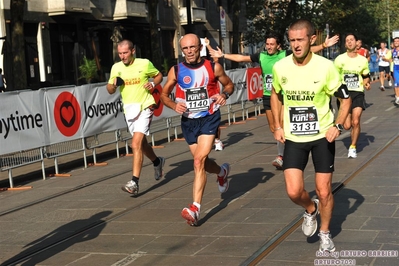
385, 106, 396, 111
363, 117, 377, 124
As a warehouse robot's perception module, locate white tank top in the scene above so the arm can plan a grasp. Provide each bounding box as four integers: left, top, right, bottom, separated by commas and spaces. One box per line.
378, 49, 390, 67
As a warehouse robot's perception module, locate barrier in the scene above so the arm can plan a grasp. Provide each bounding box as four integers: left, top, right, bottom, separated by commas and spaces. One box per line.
85, 131, 119, 165
167, 115, 183, 142
0, 67, 264, 188
118, 128, 133, 156
149, 118, 170, 147
0, 148, 45, 188
44, 139, 87, 176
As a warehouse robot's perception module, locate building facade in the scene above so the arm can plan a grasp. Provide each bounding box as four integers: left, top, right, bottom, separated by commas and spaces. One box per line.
0, 0, 247, 90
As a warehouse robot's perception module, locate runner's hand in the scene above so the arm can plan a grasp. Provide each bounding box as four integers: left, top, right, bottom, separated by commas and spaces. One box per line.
273, 128, 285, 144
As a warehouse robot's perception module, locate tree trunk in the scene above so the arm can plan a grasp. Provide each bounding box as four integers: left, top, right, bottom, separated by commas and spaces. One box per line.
10, 0, 27, 91
231, 0, 241, 69
148, 0, 162, 71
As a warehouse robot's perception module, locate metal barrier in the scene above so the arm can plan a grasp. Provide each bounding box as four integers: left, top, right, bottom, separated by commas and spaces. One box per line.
227, 102, 247, 125
85, 131, 119, 164
149, 118, 170, 146
167, 115, 183, 142
44, 139, 87, 176
0, 148, 45, 188
118, 128, 133, 155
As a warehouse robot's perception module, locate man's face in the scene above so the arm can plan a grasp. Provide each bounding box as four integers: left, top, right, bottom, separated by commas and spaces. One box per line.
356, 40, 362, 49
394, 38, 399, 48
346, 35, 357, 51
118, 44, 135, 65
288, 28, 313, 61
265, 38, 280, 55
380, 42, 386, 49
180, 35, 202, 64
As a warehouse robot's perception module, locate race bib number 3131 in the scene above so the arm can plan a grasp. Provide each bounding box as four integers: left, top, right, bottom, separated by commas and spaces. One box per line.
289, 106, 320, 135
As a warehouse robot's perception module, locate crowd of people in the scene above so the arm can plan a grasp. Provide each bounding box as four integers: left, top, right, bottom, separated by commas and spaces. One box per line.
106, 18, 398, 254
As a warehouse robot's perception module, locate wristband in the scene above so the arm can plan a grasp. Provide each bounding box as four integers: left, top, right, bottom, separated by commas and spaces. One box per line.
151, 82, 155, 88
322, 42, 327, 48
222, 91, 230, 99
275, 127, 282, 131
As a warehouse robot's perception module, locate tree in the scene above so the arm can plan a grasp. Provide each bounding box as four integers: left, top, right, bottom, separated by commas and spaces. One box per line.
243, 0, 399, 51
231, 0, 242, 69
244, 0, 324, 47
10, 0, 27, 91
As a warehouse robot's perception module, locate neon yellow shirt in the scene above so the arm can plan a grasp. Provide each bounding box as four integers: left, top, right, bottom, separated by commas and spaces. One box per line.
334, 53, 369, 92
108, 58, 159, 110
272, 53, 341, 142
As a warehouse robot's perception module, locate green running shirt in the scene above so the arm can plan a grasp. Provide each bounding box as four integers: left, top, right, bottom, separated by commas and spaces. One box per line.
108, 58, 159, 110
272, 53, 342, 142
253, 50, 287, 96
334, 53, 370, 92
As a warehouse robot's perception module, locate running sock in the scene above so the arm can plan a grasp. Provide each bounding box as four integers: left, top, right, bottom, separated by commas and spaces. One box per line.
152, 157, 160, 166
350, 145, 356, 149
277, 141, 284, 157
193, 202, 201, 211
132, 176, 139, 184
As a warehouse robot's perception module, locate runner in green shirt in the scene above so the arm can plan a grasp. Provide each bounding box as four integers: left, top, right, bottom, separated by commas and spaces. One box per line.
271, 19, 351, 253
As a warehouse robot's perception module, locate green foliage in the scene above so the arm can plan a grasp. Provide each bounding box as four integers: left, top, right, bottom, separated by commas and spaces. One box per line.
244, 0, 399, 49
78, 56, 97, 82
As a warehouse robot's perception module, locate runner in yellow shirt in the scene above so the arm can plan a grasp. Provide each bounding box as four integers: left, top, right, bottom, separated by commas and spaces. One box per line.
271, 19, 351, 253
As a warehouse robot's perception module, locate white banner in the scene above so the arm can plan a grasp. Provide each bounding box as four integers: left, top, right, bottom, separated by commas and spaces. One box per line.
0, 90, 47, 154
1, 69, 252, 155
78, 84, 126, 136
44, 86, 84, 144
225, 69, 247, 104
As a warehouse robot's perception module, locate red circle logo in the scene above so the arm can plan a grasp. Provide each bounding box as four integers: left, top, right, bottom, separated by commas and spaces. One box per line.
183, 76, 191, 84
151, 85, 164, 117
54, 92, 81, 137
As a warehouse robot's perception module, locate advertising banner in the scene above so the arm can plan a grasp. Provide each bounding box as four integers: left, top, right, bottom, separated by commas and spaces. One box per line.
0, 90, 47, 154
246, 68, 263, 100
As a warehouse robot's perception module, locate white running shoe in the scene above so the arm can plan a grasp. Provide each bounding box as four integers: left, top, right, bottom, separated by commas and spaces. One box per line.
302, 199, 319, 237
348, 148, 357, 158
318, 231, 336, 252
217, 163, 230, 193
388, 80, 392, 87
395, 96, 399, 105
121, 180, 139, 195
214, 140, 224, 151
272, 156, 283, 170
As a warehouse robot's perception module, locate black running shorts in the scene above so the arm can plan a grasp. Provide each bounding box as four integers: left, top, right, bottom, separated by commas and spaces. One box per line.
283, 138, 335, 173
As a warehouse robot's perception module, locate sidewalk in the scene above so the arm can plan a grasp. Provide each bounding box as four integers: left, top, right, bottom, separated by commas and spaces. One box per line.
0, 82, 398, 265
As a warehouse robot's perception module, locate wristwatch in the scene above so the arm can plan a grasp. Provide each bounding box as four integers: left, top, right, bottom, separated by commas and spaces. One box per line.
222, 91, 230, 99
335, 124, 344, 133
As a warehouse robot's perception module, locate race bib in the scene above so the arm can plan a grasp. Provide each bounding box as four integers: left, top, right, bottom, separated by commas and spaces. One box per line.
289, 106, 320, 135
185, 86, 210, 112
344, 73, 360, 90
264, 74, 273, 92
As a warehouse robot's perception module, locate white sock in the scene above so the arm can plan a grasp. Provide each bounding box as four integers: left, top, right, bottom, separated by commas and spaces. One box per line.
277, 141, 285, 157
193, 202, 201, 211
